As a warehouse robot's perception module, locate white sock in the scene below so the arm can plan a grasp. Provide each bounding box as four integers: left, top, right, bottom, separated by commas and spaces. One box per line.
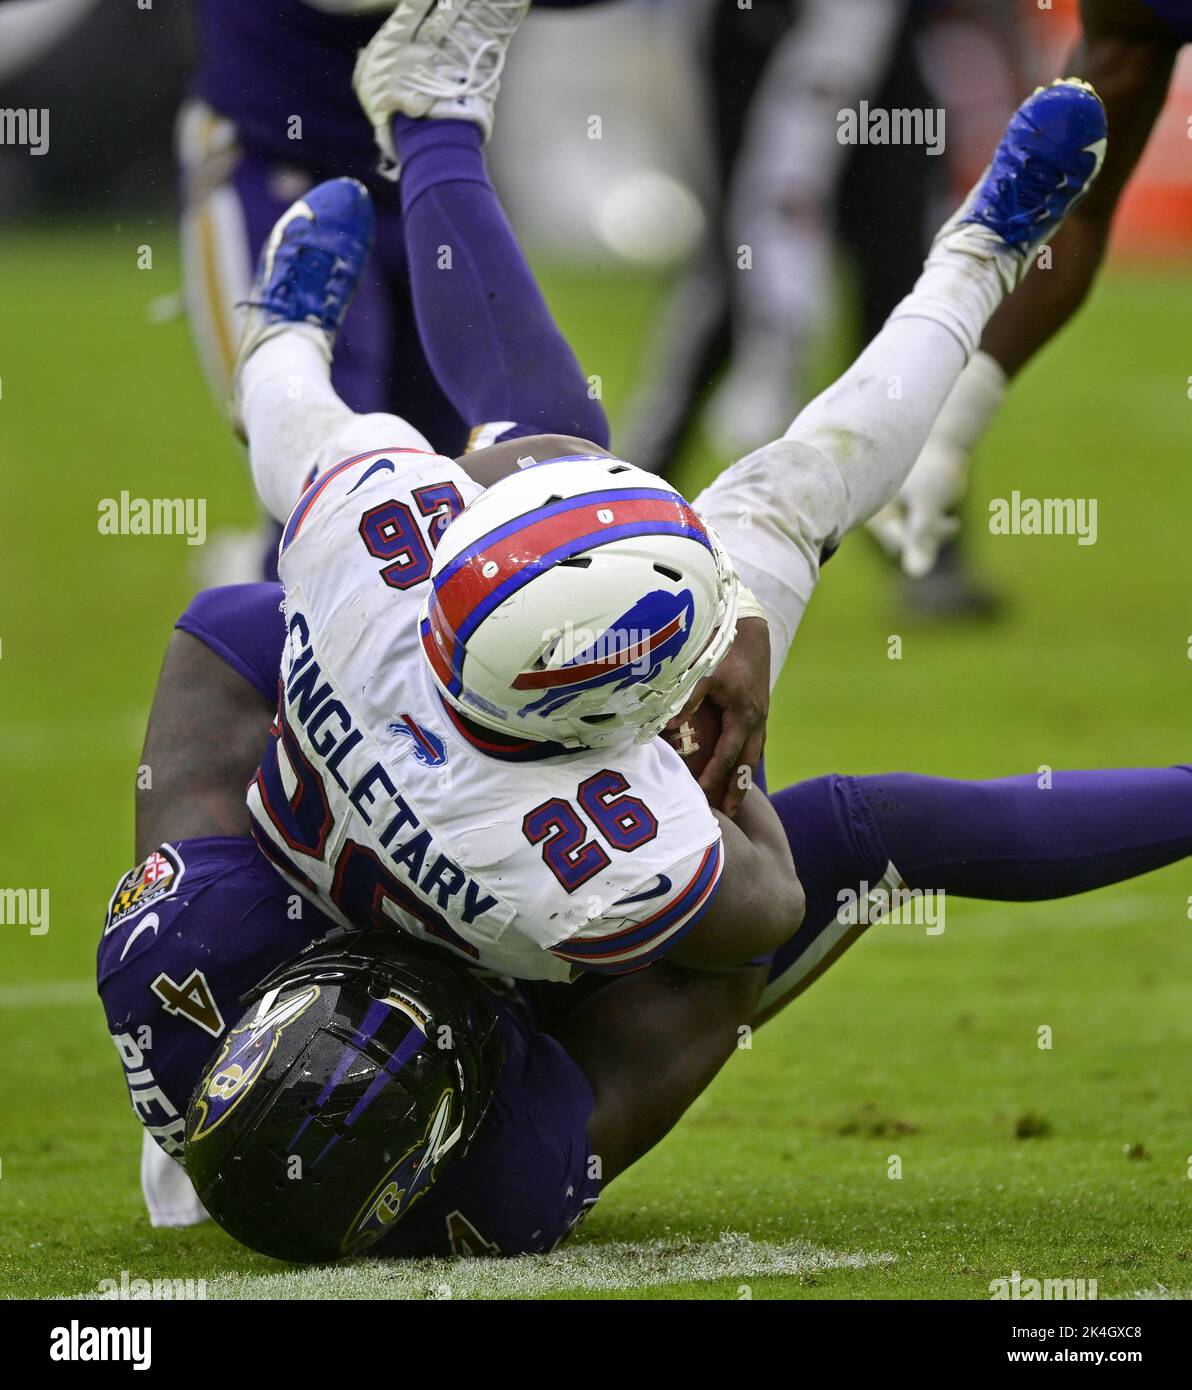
239, 329, 441, 524
697, 243, 1007, 681
140, 1131, 208, 1228
239, 328, 353, 524
888, 237, 1010, 360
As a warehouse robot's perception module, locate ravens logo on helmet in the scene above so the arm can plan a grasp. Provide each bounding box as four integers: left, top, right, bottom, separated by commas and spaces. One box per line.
184, 929, 503, 1263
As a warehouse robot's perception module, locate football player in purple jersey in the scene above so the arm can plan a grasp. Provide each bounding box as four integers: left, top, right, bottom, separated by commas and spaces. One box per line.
180, 0, 616, 577
104, 29, 1192, 1252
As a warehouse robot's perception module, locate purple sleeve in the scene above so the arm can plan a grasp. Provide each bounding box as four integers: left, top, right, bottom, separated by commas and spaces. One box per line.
175, 583, 286, 702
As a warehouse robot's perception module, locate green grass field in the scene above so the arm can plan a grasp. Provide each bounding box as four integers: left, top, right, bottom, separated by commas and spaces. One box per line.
1, 227, 1190, 1300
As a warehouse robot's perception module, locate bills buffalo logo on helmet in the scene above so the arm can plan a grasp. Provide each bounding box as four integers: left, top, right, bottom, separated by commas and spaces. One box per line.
514, 588, 696, 718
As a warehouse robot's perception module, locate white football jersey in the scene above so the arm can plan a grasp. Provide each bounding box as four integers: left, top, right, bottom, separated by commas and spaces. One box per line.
247, 445, 724, 982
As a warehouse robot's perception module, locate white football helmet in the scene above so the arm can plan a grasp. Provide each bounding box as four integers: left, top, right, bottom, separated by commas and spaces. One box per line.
419, 456, 739, 749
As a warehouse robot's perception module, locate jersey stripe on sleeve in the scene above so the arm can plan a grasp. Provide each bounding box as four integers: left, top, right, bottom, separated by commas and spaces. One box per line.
549, 840, 723, 975
280, 446, 431, 554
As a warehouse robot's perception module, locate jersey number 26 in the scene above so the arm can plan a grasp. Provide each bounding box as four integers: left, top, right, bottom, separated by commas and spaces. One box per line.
522, 771, 658, 893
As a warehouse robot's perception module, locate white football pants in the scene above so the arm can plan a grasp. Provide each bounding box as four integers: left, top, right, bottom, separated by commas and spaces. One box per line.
241, 226, 1007, 697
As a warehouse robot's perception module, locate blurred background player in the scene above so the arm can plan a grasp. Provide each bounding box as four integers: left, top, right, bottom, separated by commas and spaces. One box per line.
618, 0, 1024, 618
871, 0, 1192, 579
177, 0, 614, 579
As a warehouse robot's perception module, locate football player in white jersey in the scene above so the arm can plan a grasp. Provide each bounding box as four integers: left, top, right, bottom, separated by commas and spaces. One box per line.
233, 2, 1107, 982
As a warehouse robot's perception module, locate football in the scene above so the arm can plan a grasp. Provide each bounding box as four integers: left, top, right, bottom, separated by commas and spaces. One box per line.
665, 700, 722, 783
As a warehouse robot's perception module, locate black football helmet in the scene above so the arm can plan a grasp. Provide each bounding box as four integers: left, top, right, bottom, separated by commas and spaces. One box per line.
184, 929, 504, 1263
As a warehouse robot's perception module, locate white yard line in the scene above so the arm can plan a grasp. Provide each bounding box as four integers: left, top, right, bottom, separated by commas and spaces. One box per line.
160, 1233, 894, 1301
0, 979, 95, 1008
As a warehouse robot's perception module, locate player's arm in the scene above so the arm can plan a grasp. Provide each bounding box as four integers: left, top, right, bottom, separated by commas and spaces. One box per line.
550, 784, 803, 977
136, 585, 285, 860
136, 633, 274, 860
558, 957, 767, 1184
666, 785, 804, 969
667, 615, 771, 818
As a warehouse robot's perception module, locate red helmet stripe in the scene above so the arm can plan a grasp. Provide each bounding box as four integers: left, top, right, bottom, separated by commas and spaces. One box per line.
435, 495, 705, 637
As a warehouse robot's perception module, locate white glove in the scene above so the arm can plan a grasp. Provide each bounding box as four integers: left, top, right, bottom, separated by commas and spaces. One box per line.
867, 437, 966, 578
868, 348, 1007, 577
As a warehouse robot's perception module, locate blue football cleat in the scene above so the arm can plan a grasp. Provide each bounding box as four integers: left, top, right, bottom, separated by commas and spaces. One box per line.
939, 78, 1106, 290
231, 177, 374, 431
246, 176, 374, 342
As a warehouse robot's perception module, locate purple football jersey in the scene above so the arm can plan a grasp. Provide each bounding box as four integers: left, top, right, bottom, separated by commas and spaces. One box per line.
194, 1, 384, 176
97, 582, 601, 1253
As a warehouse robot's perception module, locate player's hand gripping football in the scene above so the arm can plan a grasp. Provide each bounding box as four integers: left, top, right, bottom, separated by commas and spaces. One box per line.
664, 616, 770, 819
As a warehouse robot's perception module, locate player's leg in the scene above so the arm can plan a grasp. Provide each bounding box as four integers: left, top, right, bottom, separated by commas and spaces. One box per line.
855, 766, 1192, 900
874, 0, 1182, 576
232, 178, 427, 524
377, 118, 609, 449
177, 102, 256, 412
756, 765, 1192, 1023
695, 79, 1107, 682
353, 1, 609, 450
371, 200, 469, 458
178, 105, 404, 421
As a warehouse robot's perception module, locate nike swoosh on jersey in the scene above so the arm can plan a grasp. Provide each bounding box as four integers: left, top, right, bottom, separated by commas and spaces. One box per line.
615, 874, 673, 907
347, 458, 396, 493
119, 912, 160, 961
